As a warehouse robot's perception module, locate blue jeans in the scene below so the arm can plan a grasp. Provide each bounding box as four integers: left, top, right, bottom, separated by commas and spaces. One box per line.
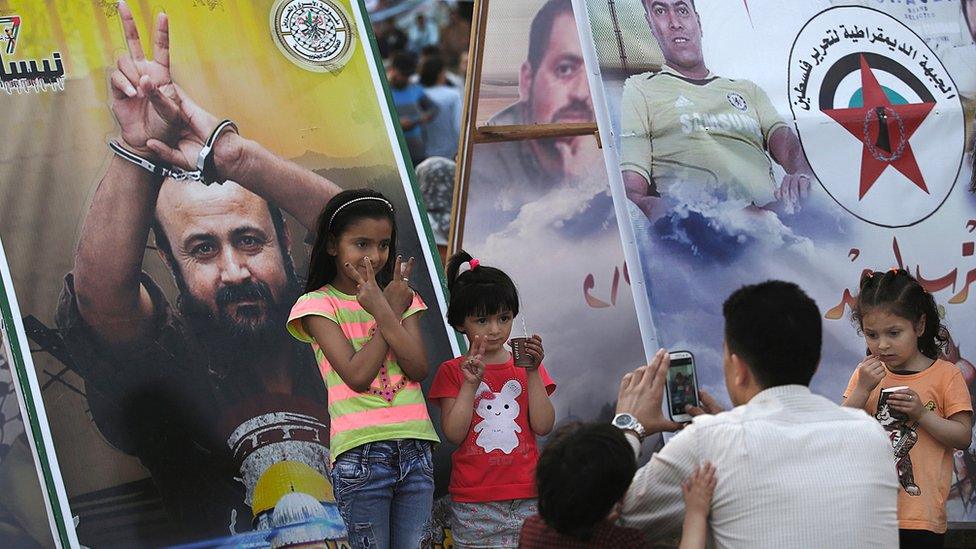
330, 439, 434, 549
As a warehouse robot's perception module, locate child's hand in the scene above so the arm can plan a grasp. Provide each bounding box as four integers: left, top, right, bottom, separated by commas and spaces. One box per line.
524, 334, 544, 369
887, 388, 927, 421
383, 255, 415, 316
344, 258, 386, 316
855, 356, 886, 393
682, 462, 717, 518
461, 335, 487, 385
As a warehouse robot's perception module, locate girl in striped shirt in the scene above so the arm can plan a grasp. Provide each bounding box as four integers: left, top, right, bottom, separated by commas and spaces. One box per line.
288, 189, 439, 549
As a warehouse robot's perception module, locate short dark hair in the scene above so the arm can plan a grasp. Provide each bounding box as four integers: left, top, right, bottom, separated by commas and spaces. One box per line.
527, 0, 574, 72
419, 55, 445, 87
537, 423, 637, 540
852, 269, 947, 360
445, 250, 519, 329
723, 280, 822, 388
390, 51, 417, 76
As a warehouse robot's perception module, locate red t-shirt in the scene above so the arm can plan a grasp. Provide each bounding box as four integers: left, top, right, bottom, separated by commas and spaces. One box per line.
429, 356, 556, 502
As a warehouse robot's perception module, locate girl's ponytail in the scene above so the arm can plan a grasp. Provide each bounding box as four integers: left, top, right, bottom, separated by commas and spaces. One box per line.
446, 249, 474, 293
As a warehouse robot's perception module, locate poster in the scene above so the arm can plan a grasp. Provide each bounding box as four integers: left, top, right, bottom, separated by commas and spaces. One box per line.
459, 0, 645, 439
575, 0, 976, 522
0, 241, 66, 547
0, 0, 458, 546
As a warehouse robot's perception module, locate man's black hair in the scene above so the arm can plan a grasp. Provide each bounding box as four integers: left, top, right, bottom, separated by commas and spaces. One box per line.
390, 51, 417, 76
536, 422, 637, 540
419, 55, 446, 87
527, 0, 574, 72
723, 280, 822, 388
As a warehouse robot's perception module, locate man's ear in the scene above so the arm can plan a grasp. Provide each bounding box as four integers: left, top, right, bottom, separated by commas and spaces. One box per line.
518, 61, 533, 102
729, 352, 752, 388
279, 219, 292, 251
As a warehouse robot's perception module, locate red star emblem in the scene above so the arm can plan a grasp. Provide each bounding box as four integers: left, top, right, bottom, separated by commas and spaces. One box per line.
822, 55, 934, 200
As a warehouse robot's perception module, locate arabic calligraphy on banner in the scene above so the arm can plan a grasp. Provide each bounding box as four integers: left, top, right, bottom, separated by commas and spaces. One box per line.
0, 16, 64, 94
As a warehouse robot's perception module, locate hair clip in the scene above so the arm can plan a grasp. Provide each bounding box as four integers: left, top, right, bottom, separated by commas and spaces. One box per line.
456, 258, 480, 279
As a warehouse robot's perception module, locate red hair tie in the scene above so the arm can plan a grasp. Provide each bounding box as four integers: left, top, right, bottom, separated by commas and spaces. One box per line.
456, 258, 480, 279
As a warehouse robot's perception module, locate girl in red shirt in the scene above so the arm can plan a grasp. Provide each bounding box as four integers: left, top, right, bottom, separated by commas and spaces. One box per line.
429, 251, 556, 548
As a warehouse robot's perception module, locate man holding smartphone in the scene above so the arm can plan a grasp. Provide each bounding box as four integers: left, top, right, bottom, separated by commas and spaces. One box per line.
610, 281, 898, 547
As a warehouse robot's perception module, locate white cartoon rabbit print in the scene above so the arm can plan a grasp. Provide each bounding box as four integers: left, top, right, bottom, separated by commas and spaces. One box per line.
473, 380, 522, 454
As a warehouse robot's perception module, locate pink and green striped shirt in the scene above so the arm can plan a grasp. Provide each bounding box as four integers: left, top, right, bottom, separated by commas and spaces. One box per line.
287, 285, 439, 462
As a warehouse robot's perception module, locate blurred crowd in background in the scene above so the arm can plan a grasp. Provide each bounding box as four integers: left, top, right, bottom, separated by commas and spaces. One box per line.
371, 0, 474, 248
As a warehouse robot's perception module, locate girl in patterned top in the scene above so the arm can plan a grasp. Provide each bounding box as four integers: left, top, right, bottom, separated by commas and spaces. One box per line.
287, 189, 439, 549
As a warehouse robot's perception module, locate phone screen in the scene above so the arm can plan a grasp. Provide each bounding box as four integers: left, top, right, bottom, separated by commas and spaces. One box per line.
667, 356, 699, 416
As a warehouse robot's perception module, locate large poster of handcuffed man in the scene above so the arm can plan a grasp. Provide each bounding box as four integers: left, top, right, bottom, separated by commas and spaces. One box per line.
0, 0, 457, 546
576, 0, 976, 522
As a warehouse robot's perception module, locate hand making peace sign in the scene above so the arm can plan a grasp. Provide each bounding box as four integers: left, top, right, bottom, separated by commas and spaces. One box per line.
111, 2, 233, 177
383, 255, 416, 317
461, 335, 488, 386
343, 257, 387, 317
111, 2, 183, 157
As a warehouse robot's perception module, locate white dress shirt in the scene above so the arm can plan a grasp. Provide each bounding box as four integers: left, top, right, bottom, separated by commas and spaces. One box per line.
621, 385, 898, 548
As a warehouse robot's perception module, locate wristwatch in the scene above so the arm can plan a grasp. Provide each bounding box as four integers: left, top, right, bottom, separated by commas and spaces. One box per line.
612, 413, 646, 441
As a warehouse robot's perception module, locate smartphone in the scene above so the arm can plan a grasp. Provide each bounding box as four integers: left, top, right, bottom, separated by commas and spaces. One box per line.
666, 350, 700, 423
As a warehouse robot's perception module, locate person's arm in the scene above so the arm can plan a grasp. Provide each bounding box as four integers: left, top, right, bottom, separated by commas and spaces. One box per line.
917, 411, 973, 450
752, 78, 812, 212
74, 6, 179, 347
343, 258, 428, 382
438, 336, 487, 444
887, 388, 973, 450
768, 126, 813, 211
524, 335, 554, 436
768, 126, 812, 177
614, 350, 695, 538
841, 356, 886, 409
417, 91, 439, 125
679, 463, 717, 549
303, 315, 390, 393
623, 171, 662, 220
211, 131, 341, 232
619, 78, 659, 218
383, 313, 429, 382
146, 90, 341, 233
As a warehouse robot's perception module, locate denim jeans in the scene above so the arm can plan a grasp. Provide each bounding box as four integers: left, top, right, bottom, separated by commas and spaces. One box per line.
330, 439, 434, 549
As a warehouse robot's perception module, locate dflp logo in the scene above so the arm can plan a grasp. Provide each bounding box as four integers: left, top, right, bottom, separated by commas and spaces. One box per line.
788, 6, 965, 228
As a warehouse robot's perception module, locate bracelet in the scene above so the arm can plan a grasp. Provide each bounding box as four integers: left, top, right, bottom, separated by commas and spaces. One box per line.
196, 119, 239, 185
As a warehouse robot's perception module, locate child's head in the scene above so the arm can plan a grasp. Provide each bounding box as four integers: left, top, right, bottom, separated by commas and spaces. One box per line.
536, 422, 637, 540
306, 189, 397, 292
445, 251, 520, 351
852, 269, 946, 367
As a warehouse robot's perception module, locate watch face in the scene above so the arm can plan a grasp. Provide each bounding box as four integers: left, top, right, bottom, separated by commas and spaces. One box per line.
613, 414, 631, 427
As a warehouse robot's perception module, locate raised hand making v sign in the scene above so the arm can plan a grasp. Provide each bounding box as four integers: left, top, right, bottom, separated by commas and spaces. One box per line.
438, 335, 489, 445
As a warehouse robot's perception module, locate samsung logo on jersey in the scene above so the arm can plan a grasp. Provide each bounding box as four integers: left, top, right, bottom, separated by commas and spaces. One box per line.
680, 112, 762, 138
